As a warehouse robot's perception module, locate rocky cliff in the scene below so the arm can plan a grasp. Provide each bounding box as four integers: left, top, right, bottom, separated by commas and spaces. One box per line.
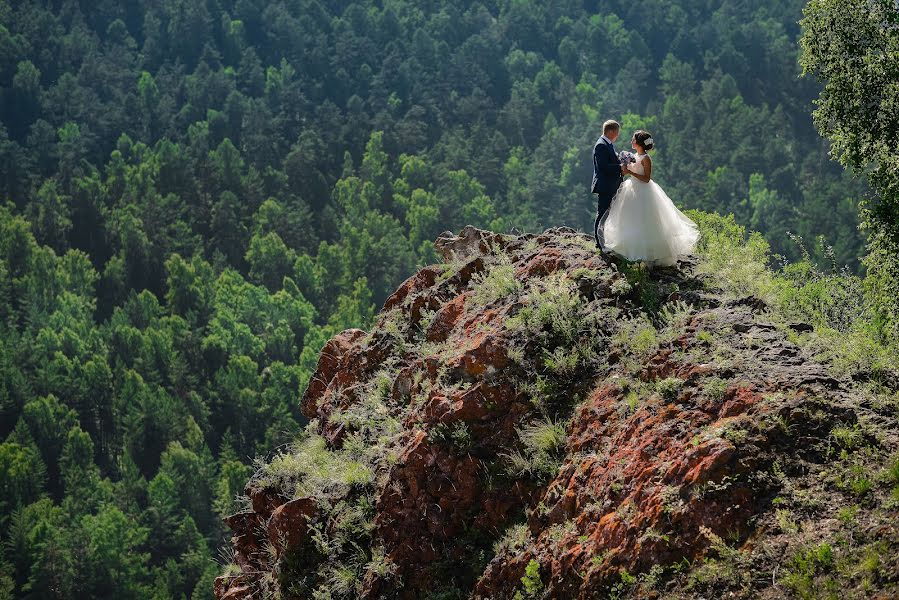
215, 226, 899, 599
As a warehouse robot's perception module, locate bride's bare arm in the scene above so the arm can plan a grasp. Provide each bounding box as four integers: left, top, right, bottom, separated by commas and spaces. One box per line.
629, 155, 652, 182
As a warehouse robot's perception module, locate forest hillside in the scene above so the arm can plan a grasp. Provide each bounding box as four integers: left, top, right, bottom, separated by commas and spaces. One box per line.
1, 0, 897, 599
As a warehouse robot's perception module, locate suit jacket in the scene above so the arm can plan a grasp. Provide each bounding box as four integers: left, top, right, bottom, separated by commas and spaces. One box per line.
591, 137, 624, 195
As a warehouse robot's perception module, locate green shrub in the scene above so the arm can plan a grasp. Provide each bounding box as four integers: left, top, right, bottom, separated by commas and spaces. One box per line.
623, 389, 640, 414
775, 236, 865, 332
493, 523, 530, 556
685, 210, 775, 301
430, 421, 473, 453
834, 463, 874, 497
342, 460, 374, 487
518, 418, 567, 456
364, 546, 398, 579
783, 543, 836, 599
513, 559, 543, 599
655, 377, 684, 401
696, 330, 716, 345
829, 423, 864, 452
686, 526, 748, 590
323, 562, 362, 598
508, 273, 583, 345
619, 261, 663, 313
888, 455, 899, 490
257, 427, 346, 500
543, 346, 581, 376
659, 299, 694, 333
703, 377, 728, 402
613, 317, 658, 358
837, 505, 859, 525
687, 209, 897, 377
469, 256, 521, 306
502, 418, 567, 482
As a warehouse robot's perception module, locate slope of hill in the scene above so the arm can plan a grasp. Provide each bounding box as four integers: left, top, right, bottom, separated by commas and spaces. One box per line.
215, 220, 899, 599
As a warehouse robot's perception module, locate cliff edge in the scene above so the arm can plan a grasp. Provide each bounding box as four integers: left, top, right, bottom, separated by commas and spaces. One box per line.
215, 226, 899, 599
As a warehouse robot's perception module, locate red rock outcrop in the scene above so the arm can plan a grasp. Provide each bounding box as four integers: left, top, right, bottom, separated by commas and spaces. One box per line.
215, 227, 891, 600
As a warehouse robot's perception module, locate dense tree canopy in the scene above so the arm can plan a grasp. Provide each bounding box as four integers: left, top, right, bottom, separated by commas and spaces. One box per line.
800, 0, 899, 341
0, 0, 877, 598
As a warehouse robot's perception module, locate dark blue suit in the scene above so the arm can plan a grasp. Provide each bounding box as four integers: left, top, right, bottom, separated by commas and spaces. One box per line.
591, 137, 624, 246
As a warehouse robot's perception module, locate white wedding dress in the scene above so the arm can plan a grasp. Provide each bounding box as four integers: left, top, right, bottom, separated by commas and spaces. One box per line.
601, 154, 699, 266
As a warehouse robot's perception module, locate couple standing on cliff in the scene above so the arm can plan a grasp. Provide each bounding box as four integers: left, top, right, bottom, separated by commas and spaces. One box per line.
591, 119, 699, 267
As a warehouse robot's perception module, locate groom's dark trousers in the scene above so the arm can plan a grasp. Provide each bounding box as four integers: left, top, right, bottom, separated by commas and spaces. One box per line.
591, 137, 624, 247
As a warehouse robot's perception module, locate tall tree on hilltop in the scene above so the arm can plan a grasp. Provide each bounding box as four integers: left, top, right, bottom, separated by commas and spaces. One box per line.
800, 0, 899, 341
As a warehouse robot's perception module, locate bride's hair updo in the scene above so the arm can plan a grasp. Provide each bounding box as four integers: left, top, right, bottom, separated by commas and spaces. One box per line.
633, 130, 655, 151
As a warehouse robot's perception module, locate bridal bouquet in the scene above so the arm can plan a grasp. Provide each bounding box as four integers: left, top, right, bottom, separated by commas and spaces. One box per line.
618, 150, 636, 165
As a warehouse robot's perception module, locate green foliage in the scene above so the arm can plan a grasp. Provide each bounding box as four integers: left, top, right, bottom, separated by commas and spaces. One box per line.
622, 389, 641, 414
775, 236, 866, 333
690, 209, 898, 378
659, 300, 693, 331
430, 422, 474, 454
801, 0, 899, 341
619, 261, 664, 314
502, 418, 568, 483
0, 440, 46, 513
686, 210, 775, 301
513, 559, 544, 600
703, 377, 729, 402
258, 429, 350, 502
686, 525, 751, 591
469, 257, 522, 307
655, 377, 684, 401
613, 317, 658, 358
782, 543, 837, 599
508, 273, 587, 347
493, 523, 530, 556
543, 345, 582, 376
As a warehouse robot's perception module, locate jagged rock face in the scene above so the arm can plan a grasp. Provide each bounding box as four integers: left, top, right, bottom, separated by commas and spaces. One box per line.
214, 228, 886, 600
474, 302, 849, 599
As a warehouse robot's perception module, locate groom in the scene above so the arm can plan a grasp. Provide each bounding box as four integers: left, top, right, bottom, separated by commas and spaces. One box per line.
591, 120, 629, 248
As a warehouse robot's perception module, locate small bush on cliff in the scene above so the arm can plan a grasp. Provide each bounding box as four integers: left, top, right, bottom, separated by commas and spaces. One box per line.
502, 418, 568, 483
519, 418, 567, 456
686, 526, 751, 591
513, 559, 544, 599
613, 317, 658, 361
493, 523, 530, 556
257, 428, 345, 500
772, 236, 896, 379
430, 422, 473, 454
655, 377, 684, 401
782, 542, 836, 599
777, 235, 865, 333
364, 546, 398, 580
619, 261, 665, 314
686, 210, 775, 301
322, 560, 364, 598
508, 273, 584, 345
659, 299, 694, 337
542, 345, 582, 376
702, 377, 728, 402
469, 255, 521, 307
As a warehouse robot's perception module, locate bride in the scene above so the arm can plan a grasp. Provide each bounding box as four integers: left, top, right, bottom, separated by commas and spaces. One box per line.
600, 130, 700, 267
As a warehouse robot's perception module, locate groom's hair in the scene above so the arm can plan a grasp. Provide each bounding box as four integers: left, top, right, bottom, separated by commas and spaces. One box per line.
603, 120, 620, 134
